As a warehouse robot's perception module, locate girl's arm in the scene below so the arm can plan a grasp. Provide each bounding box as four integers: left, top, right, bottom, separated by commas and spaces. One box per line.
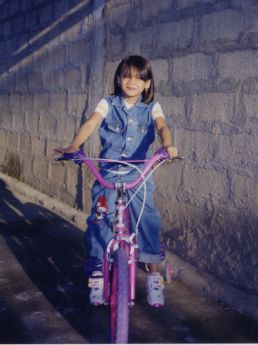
55, 112, 102, 153
155, 117, 178, 158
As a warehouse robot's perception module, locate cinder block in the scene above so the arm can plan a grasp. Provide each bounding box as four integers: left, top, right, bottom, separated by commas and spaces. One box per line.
31, 135, 46, 155
48, 159, 66, 186
2, 110, 14, 129
104, 61, 119, 94
59, 67, 82, 90
156, 19, 194, 54
216, 133, 258, 168
67, 92, 87, 116
125, 26, 154, 56
218, 50, 258, 80
9, 93, 21, 112
13, 15, 24, 34
15, 72, 29, 92
0, 94, 9, 110
54, 0, 69, 18
173, 53, 212, 82
141, 0, 172, 22
107, 1, 131, 33
107, 34, 122, 60
29, 71, 44, 91
50, 92, 66, 116
6, 130, 20, 149
39, 114, 57, 137
192, 93, 235, 122
55, 115, 76, 139
3, 20, 12, 37
12, 112, 26, 131
49, 45, 66, 67
21, 0, 32, 11
33, 93, 50, 113
242, 94, 258, 122
0, 128, 7, 148
25, 112, 39, 132
155, 94, 186, 126
231, 174, 258, 214
183, 162, 229, 203
32, 47, 50, 70
60, 22, 81, 42
68, 39, 89, 64
25, 9, 37, 29
20, 133, 32, 152
175, 128, 217, 164
43, 70, 60, 91
199, 9, 245, 42
0, 73, 15, 92
33, 156, 49, 180
21, 94, 34, 113
39, 3, 53, 25
151, 59, 169, 85
9, 0, 20, 16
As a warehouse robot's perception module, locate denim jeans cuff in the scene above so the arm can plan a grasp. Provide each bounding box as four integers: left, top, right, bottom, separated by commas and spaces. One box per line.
138, 252, 162, 264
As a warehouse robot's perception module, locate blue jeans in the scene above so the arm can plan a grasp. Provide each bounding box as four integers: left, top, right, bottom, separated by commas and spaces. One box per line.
84, 166, 162, 274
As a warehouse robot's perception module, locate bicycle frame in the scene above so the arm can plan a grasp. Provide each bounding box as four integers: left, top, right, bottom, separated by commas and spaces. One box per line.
102, 183, 138, 306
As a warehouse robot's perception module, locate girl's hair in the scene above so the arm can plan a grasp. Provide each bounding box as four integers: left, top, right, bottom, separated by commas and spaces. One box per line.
113, 55, 155, 104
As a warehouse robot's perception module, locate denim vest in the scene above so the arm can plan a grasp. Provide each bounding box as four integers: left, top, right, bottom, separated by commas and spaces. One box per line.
99, 94, 156, 162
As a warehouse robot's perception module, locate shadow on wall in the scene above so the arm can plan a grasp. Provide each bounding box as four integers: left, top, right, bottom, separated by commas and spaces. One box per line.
1, 152, 22, 180
0, 0, 102, 77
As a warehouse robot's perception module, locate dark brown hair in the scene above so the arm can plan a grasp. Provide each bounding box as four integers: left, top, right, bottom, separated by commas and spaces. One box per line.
113, 55, 155, 104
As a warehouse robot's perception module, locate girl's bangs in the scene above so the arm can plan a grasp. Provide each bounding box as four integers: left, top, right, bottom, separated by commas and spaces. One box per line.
120, 63, 149, 81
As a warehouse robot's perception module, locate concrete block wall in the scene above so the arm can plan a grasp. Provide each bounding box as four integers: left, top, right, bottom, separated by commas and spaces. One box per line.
0, 0, 104, 212
0, 0, 258, 302
104, 0, 258, 297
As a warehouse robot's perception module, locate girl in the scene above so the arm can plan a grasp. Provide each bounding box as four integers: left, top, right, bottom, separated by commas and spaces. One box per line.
56, 55, 178, 307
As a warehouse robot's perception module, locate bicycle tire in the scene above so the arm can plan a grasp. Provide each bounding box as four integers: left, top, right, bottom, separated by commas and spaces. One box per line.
110, 247, 129, 343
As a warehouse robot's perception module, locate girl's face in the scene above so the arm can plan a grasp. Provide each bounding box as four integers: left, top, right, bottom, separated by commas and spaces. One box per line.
118, 67, 151, 104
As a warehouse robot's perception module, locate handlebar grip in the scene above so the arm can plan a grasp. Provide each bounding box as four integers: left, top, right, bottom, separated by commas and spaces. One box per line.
155, 148, 170, 160
55, 150, 85, 164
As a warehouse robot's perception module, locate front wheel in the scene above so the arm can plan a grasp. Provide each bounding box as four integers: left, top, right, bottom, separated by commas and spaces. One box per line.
110, 247, 129, 343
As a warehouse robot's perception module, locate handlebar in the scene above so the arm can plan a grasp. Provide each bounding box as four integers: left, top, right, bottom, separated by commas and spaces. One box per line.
56, 148, 185, 190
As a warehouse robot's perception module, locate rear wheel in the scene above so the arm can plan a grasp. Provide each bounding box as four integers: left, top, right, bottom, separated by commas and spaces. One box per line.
110, 248, 129, 343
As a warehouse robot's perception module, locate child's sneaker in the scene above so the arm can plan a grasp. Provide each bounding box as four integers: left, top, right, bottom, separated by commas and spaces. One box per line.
146, 272, 164, 307
88, 271, 104, 306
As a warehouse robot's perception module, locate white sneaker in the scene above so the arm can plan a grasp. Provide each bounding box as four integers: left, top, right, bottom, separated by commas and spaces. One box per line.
88, 271, 104, 306
146, 273, 164, 307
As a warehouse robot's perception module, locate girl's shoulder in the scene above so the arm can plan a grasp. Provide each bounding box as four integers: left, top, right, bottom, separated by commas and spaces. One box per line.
103, 95, 118, 103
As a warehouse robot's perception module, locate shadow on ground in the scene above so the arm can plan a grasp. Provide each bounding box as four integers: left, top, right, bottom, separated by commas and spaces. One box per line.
0, 179, 110, 343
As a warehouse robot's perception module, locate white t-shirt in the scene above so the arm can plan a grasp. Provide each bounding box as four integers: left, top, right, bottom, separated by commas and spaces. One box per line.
94, 98, 165, 120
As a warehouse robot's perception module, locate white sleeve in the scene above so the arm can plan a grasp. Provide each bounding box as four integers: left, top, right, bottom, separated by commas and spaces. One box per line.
152, 102, 165, 120
94, 98, 109, 119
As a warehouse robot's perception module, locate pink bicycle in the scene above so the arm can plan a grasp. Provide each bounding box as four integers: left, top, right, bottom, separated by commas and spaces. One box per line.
57, 148, 184, 343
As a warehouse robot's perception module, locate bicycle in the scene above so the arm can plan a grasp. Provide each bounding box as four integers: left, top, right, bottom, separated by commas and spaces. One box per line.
56, 148, 184, 343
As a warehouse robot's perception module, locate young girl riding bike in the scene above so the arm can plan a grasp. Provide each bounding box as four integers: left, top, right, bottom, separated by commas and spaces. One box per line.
56, 55, 178, 307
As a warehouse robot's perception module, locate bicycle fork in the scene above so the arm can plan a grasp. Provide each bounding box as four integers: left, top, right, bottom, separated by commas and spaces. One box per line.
103, 189, 138, 305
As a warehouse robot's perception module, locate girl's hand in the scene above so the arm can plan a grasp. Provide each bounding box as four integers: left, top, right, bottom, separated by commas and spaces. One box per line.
165, 146, 178, 158
53, 146, 79, 154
